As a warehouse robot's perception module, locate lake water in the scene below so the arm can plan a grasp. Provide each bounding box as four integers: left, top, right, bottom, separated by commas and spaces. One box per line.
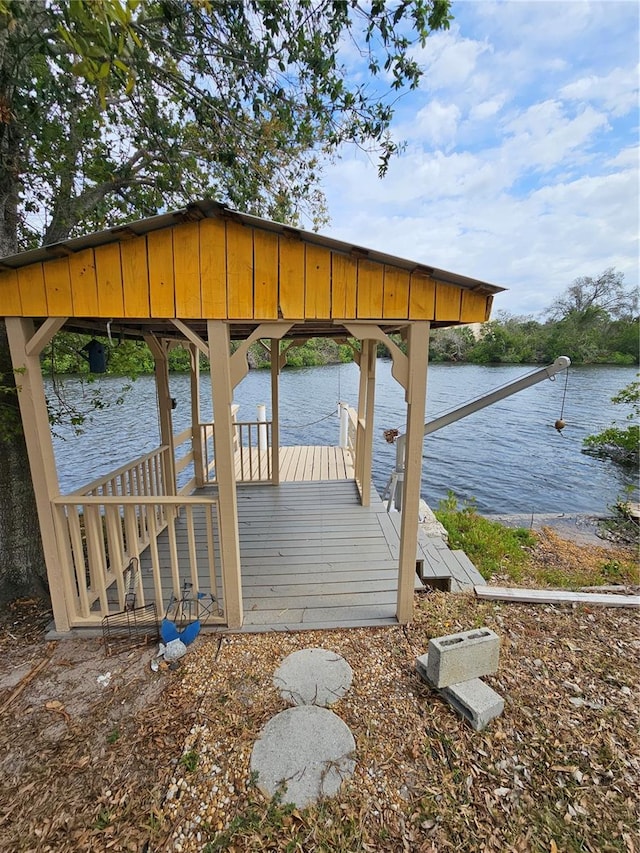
49, 363, 638, 516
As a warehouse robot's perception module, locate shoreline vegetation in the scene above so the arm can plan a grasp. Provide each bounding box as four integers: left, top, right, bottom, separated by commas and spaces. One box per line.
43, 314, 639, 380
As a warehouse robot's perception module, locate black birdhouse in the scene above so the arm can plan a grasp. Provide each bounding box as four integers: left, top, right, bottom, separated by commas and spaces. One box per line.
81, 339, 107, 373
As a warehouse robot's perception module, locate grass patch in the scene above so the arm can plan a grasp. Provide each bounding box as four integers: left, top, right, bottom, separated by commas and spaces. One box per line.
434, 492, 535, 581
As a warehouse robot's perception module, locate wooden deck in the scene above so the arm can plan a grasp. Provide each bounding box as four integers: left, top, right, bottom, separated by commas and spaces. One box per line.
139, 447, 484, 632
232, 445, 354, 482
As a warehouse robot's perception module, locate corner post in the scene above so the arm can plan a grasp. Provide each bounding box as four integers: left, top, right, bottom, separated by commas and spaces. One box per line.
397, 321, 430, 624
5, 318, 70, 632
361, 340, 377, 506
270, 339, 280, 485
189, 344, 205, 488
144, 335, 177, 495
207, 321, 243, 628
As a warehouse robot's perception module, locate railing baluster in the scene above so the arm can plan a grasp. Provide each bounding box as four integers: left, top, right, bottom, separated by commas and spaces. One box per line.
85, 505, 109, 615
146, 506, 165, 617
166, 509, 181, 599
206, 503, 219, 618
185, 505, 200, 610
123, 504, 144, 606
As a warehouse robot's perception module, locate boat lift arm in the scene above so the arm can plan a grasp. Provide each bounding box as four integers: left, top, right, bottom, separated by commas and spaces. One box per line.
385, 356, 571, 511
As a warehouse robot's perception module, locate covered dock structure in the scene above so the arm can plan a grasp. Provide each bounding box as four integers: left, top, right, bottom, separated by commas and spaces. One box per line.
0, 200, 502, 633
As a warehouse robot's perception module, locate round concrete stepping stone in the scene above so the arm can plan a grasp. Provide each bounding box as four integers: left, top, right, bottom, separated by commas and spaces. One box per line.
273, 647, 353, 707
250, 705, 356, 808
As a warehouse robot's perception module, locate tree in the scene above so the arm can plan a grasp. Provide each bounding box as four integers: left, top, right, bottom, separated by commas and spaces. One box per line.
548, 268, 638, 322
0, 0, 452, 602
583, 378, 639, 467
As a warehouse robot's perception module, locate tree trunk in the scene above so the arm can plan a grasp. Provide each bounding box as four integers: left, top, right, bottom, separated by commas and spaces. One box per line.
0, 17, 49, 604
0, 321, 49, 605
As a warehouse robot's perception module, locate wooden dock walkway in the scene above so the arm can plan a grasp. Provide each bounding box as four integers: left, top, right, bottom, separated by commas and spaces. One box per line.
140, 446, 484, 632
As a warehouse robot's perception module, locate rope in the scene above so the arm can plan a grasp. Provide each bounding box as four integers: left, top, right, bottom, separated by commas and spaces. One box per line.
559, 367, 570, 421
280, 409, 338, 430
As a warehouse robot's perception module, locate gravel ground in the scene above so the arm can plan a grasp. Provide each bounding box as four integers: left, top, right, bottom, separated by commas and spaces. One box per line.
161, 593, 639, 853
0, 531, 638, 853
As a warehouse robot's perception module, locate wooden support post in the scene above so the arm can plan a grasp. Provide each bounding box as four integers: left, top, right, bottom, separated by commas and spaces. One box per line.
270, 339, 280, 486
354, 339, 369, 496
144, 335, 177, 495
207, 321, 243, 628
397, 321, 430, 624
189, 344, 205, 488
5, 318, 70, 632
361, 341, 377, 506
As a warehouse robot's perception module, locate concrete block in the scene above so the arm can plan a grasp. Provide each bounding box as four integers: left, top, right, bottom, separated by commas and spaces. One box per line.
441, 678, 504, 731
425, 627, 500, 688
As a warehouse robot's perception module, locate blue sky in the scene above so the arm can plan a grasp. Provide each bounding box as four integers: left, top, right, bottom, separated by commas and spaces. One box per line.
319, 0, 639, 317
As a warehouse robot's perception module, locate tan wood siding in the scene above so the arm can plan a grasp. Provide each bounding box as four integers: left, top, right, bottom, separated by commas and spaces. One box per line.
121, 236, 150, 317
305, 243, 331, 318
17, 264, 46, 315
461, 289, 489, 323
253, 228, 279, 319
383, 265, 410, 319
44, 256, 73, 315
68, 249, 98, 315
173, 222, 201, 317
94, 243, 124, 316
0, 221, 495, 325
357, 258, 384, 318
199, 218, 227, 317
435, 281, 463, 321
226, 220, 254, 319
279, 235, 305, 317
331, 252, 357, 318
408, 271, 436, 319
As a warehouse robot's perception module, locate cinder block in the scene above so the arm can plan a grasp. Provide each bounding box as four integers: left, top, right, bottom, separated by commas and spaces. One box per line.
424, 627, 500, 688
441, 678, 504, 731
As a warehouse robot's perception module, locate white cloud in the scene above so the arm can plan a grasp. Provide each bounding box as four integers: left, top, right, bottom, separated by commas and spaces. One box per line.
412, 100, 461, 147
559, 64, 640, 117
319, 1, 639, 317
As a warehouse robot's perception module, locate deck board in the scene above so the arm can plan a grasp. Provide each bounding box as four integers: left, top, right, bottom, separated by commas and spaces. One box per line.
138, 447, 481, 632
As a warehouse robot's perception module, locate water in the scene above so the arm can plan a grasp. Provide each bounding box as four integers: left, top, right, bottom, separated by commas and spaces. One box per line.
49, 363, 638, 515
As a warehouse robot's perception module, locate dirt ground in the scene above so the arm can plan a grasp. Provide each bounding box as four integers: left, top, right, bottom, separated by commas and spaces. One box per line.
0, 533, 638, 853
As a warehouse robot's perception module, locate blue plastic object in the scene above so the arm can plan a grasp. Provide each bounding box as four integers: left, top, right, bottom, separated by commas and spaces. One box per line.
179, 620, 201, 646
160, 618, 180, 643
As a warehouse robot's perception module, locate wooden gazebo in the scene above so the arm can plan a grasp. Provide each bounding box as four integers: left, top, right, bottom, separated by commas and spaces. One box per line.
0, 200, 503, 634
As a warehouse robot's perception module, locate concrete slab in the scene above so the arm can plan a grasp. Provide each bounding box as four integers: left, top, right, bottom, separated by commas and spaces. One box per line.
250, 705, 356, 808
273, 648, 353, 707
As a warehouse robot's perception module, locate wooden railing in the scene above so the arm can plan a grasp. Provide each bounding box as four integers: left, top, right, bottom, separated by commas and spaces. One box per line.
174, 426, 196, 496
200, 418, 274, 484
52, 494, 225, 628
72, 446, 170, 500
345, 405, 358, 466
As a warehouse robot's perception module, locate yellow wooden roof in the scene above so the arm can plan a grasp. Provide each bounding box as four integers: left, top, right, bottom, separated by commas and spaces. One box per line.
0, 200, 504, 339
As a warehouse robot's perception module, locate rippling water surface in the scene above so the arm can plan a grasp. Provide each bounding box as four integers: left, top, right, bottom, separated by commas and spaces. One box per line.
50, 363, 638, 515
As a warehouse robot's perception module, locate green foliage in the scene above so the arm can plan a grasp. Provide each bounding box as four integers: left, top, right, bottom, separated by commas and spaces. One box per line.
434, 492, 536, 581
583, 378, 639, 466
179, 750, 199, 773
2, 0, 453, 250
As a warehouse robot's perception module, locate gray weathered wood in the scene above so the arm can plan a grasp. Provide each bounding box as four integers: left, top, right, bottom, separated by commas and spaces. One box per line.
475, 585, 640, 607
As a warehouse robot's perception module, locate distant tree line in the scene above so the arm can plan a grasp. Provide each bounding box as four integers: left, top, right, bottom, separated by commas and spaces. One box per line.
428, 269, 638, 365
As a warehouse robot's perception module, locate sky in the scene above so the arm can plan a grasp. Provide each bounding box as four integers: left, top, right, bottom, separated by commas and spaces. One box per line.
318, 0, 639, 318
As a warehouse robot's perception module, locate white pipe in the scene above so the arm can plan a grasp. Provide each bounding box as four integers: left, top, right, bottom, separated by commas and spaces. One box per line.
257, 403, 268, 452
338, 401, 349, 448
